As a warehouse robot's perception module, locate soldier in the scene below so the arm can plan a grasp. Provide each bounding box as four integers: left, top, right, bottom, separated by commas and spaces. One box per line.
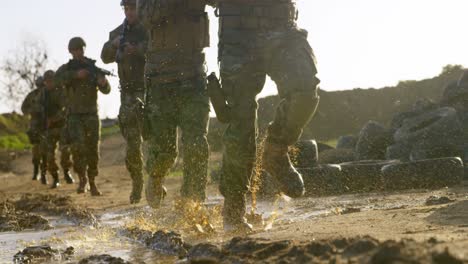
213, 0, 321, 232
21, 77, 47, 184
137, 0, 214, 208
101, 0, 148, 204
38, 70, 76, 188
55, 37, 111, 196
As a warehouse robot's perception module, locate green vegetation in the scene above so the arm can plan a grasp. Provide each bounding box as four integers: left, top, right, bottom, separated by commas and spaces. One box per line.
101, 125, 120, 138
0, 133, 31, 150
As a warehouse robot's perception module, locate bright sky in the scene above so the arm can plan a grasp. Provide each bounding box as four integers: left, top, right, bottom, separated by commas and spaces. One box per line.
1, 0, 468, 117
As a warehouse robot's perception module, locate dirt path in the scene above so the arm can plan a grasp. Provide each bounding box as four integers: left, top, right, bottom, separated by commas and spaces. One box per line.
1, 134, 468, 262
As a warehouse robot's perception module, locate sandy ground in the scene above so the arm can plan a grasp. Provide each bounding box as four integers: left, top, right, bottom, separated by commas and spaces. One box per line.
1, 134, 468, 261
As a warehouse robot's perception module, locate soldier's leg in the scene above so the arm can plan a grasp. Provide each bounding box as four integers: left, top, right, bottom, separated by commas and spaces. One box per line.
179, 79, 210, 202
119, 104, 144, 204
38, 140, 48, 185
46, 131, 61, 189
85, 115, 102, 197
59, 128, 74, 184
264, 29, 320, 197
69, 115, 88, 193
145, 89, 178, 208
31, 144, 41, 180
219, 49, 266, 231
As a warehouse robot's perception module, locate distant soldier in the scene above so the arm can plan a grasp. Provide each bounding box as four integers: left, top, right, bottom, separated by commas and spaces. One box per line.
55, 37, 111, 196
21, 77, 47, 184
101, 0, 147, 204
38, 70, 75, 188
137, 0, 214, 208
213, 0, 320, 232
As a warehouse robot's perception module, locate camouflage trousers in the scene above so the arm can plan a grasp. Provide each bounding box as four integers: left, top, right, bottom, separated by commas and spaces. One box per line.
118, 91, 145, 178
32, 144, 45, 172
67, 113, 101, 178
145, 76, 210, 201
219, 28, 320, 198
39, 127, 73, 175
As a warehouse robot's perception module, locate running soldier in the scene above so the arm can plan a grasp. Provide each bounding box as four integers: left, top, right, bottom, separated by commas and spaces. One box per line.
55, 37, 112, 196
101, 0, 148, 204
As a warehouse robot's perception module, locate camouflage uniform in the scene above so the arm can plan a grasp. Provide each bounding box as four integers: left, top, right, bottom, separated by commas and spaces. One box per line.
55, 50, 111, 195
216, 0, 320, 229
137, 0, 213, 206
21, 85, 46, 183
38, 70, 75, 188
101, 16, 148, 203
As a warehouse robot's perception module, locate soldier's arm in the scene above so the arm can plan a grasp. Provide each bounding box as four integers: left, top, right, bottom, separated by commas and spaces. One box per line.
101, 33, 118, 64
55, 64, 76, 87
97, 77, 111, 95
21, 93, 33, 115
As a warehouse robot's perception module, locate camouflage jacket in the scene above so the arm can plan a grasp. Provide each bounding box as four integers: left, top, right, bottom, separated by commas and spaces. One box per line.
101, 21, 147, 91
38, 86, 67, 129
55, 57, 111, 115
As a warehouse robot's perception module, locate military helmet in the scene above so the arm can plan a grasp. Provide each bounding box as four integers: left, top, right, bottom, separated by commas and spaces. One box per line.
35, 76, 44, 87
120, 0, 136, 6
43, 70, 55, 81
68, 37, 86, 50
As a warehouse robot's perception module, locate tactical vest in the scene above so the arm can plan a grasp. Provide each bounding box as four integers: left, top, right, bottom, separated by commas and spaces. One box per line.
147, 0, 209, 53
218, 0, 297, 31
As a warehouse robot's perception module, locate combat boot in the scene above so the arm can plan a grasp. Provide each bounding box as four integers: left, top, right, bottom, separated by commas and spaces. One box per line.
89, 176, 102, 197
223, 194, 253, 234
63, 169, 75, 184
262, 141, 305, 198
40, 171, 48, 185
130, 172, 144, 204
32, 163, 39, 181
51, 172, 60, 189
145, 174, 167, 209
77, 174, 88, 194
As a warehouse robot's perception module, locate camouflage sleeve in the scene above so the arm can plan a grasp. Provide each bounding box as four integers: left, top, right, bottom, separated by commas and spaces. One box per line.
55, 64, 76, 88
101, 33, 118, 64
137, 0, 187, 27
21, 93, 33, 115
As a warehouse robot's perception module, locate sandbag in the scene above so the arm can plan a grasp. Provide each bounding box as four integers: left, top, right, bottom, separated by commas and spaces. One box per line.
382, 157, 464, 190
339, 160, 399, 193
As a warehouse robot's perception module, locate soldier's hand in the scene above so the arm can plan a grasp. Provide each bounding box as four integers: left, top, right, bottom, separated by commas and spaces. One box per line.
97, 76, 108, 87
112, 36, 122, 48
76, 69, 90, 80
124, 44, 138, 55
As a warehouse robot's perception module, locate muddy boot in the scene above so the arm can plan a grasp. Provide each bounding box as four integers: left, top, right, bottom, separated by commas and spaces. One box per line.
263, 141, 305, 198
145, 175, 167, 209
223, 194, 253, 234
32, 164, 39, 181
51, 172, 60, 189
63, 169, 75, 184
40, 171, 48, 185
77, 174, 88, 194
130, 172, 144, 204
89, 177, 102, 197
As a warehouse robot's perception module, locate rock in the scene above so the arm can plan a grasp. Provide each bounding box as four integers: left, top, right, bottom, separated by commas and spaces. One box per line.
425, 196, 455, 206
355, 121, 392, 160
336, 135, 358, 149
299, 165, 345, 196
78, 254, 129, 264
339, 160, 399, 193
13, 246, 74, 264
146, 230, 190, 257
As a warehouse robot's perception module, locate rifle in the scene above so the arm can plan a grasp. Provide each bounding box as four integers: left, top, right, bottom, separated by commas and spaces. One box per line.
68, 59, 115, 79
116, 18, 129, 63
207, 72, 231, 123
